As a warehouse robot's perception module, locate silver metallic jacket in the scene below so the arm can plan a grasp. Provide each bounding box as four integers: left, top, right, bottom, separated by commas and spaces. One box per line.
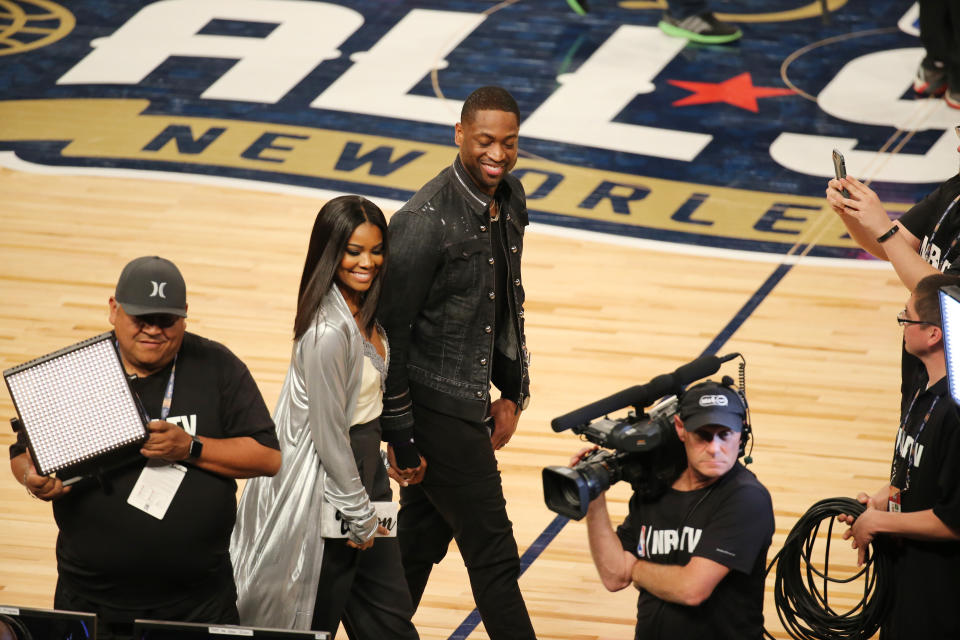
230, 285, 379, 629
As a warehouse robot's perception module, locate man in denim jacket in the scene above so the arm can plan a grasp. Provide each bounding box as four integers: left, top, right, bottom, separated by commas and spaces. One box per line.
379, 86, 535, 640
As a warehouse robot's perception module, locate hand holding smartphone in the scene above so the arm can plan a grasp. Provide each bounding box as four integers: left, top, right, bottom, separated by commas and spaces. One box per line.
832, 149, 851, 198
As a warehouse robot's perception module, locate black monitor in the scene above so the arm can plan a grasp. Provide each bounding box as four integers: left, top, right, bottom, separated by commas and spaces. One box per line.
133, 620, 330, 640
0, 604, 96, 640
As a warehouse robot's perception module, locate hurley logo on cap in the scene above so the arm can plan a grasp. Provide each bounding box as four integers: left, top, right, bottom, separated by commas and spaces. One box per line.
115, 256, 188, 317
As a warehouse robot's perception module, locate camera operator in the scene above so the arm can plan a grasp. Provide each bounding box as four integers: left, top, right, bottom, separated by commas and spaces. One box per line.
577, 381, 774, 640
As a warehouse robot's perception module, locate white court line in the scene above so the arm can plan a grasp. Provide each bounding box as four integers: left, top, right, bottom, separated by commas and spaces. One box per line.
0, 151, 891, 271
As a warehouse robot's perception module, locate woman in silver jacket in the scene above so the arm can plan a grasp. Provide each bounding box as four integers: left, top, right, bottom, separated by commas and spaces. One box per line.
230, 195, 422, 638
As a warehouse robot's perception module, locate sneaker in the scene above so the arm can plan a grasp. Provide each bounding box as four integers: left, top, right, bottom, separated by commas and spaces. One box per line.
566, 0, 589, 15
914, 62, 947, 97
658, 12, 742, 44
946, 87, 960, 110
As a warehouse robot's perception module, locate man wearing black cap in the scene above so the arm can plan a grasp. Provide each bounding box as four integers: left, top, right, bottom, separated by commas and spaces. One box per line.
580, 380, 774, 640
9, 256, 281, 640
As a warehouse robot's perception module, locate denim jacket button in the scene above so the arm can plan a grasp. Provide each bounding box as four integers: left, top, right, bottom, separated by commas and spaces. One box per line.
484, 325, 492, 334
480, 225, 487, 232
510, 245, 518, 253
488, 291, 495, 300
488, 257, 495, 265
480, 358, 488, 366
475, 390, 484, 398
513, 278, 520, 286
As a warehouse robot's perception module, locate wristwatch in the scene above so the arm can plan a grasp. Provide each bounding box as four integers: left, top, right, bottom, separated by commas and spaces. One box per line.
186, 435, 203, 461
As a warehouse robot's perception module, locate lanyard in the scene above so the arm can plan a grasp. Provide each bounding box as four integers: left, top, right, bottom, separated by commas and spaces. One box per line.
925, 192, 960, 264
890, 385, 941, 491
155, 356, 177, 422
116, 338, 177, 422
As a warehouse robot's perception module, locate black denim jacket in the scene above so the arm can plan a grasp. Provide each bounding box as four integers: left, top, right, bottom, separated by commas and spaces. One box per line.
379, 156, 531, 436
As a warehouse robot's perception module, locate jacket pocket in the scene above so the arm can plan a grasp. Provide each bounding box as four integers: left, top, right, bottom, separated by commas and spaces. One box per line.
443, 238, 487, 292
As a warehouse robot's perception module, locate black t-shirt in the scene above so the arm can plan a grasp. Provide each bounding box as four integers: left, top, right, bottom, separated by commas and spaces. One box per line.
12, 332, 278, 609
616, 463, 774, 640
489, 194, 522, 403
899, 173, 960, 274
883, 376, 960, 640
897, 175, 960, 399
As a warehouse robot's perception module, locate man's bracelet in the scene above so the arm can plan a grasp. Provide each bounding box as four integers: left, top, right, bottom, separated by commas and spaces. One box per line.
877, 225, 899, 244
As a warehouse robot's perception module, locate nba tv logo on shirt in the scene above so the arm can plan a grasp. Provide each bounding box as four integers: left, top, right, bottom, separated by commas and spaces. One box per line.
637, 524, 703, 559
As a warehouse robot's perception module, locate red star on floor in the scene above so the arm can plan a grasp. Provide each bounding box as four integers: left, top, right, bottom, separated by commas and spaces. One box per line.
667, 72, 795, 113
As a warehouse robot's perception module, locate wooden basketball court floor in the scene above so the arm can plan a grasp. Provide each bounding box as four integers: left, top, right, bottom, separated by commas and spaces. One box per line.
0, 160, 913, 639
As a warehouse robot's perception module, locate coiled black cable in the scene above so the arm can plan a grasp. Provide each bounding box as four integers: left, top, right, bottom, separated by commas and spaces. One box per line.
763, 497, 893, 640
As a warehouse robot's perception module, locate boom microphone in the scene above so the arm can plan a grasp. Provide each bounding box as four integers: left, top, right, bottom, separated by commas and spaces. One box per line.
551, 353, 735, 432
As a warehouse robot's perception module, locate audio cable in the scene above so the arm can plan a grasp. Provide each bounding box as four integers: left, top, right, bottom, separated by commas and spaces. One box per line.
764, 497, 893, 640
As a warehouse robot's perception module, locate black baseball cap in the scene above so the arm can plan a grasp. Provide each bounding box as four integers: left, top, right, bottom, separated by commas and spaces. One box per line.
114, 256, 187, 317
679, 382, 744, 432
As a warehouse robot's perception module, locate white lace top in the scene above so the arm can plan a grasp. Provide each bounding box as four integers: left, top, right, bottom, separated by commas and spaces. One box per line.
350, 327, 388, 427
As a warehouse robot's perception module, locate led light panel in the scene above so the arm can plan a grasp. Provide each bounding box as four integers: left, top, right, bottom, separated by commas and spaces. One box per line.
939, 286, 960, 406
4, 332, 147, 477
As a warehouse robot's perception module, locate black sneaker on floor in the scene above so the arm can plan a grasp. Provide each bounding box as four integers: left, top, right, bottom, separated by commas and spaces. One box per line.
914, 62, 947, 97
658, 11, 742, 44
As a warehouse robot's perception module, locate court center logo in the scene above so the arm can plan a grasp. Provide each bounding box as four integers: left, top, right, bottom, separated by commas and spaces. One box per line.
0, 0, 74, 56
0, 0, 945, 261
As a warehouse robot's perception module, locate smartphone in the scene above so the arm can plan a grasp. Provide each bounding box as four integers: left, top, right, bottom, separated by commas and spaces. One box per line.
832, 149, 850, 198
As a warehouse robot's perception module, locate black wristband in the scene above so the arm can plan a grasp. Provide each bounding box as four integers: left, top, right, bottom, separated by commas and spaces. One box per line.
876, 225, 899, 243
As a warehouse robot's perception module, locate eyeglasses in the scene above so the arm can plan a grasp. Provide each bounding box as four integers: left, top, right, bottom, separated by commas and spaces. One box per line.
896, 309, 938, 327
131, 313, 180, 329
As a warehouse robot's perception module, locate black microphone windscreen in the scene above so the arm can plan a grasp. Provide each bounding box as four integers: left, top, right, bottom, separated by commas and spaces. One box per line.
551, 385, 644, 432
550, 354, 725, 432
673, 354, 722, 386
644, 373, 677, 399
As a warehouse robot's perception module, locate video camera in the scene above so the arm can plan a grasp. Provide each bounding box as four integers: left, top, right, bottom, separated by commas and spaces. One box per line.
542, 353, 742, 520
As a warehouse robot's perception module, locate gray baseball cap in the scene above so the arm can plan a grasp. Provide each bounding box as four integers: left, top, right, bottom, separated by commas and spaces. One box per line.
114, 256, 187, 317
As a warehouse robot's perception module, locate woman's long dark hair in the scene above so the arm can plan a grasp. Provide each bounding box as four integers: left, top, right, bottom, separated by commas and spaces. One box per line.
294, 195, 388, 340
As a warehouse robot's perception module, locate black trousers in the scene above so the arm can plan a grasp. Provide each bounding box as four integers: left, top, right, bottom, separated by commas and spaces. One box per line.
311, 419, 418, 640
398, 404, 536, 640
53, 577, 238, 640
919, 0, 960, 87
